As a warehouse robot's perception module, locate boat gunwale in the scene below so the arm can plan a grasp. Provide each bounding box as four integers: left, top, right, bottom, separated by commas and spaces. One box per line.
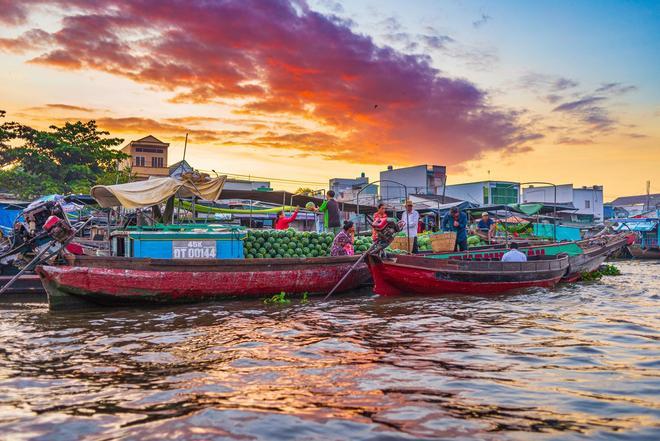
67, 254, 362, 272
378, 254, 569, 275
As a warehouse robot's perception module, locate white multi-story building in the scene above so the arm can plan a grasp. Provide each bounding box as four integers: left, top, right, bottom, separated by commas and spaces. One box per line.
379, 165, 446, 202
443, 181, 520, 205
523, 184, 604, 221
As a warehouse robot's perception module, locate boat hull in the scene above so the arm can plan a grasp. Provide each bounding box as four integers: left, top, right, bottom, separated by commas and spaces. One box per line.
627, 245, 660, 260
36, 255, 369, 310
367, 254, 568, 296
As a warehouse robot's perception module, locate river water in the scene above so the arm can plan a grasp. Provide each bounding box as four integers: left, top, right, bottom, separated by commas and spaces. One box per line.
0, 260, 658, 440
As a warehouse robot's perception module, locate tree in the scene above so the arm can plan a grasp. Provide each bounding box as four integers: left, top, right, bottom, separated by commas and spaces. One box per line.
0, 113, 127, 199
294, 187, 315, 196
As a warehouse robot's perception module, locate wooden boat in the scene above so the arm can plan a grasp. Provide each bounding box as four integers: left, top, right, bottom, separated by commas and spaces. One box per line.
0, 274, 45, 299
612, 217, 659, 260
37, 255, 370, 310
424, 234, 629, 282
627, 244, 660, 260
367, 253, 569, 296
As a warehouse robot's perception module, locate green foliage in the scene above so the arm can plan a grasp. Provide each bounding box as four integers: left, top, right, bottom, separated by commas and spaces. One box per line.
0, 112, 127, 199
580, 264, 622, 281
580, 271, 603, 281
263, 291, 291, 305
294, 187, 314, 196
599, 264, 621, 276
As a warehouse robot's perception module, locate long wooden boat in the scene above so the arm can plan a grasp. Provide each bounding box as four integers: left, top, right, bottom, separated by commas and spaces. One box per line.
367, 254, 569, 296
424, 234, 629, 282
627, 244, 660, 260
36, 255, 370, 310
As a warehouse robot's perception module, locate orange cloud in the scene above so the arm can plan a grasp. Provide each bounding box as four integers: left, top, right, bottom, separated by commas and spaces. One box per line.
3, 0, 539, 166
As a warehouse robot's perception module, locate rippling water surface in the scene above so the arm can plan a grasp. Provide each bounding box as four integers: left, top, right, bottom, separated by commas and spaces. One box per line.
0, 261, 658, 440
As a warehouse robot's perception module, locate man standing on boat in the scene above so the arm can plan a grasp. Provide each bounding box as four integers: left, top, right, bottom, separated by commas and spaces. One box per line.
313, 190, 342, 234
399, 200, 420, 253
442, 206, 468, 251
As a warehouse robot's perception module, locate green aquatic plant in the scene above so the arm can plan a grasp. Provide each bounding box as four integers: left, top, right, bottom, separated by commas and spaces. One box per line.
580, 264, 622, 281
300, 292, 309, 304
263, 291, 291, 305
599, 264, 622, 276
580, 271, 603, 281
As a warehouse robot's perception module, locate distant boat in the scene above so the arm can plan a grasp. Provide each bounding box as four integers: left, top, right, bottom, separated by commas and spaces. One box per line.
367, 253, 569, 296
611, 216, 660, 260
423, 233, 628, 282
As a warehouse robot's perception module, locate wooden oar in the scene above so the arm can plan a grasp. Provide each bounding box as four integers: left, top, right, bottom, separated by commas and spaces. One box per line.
323, 243, 377, 301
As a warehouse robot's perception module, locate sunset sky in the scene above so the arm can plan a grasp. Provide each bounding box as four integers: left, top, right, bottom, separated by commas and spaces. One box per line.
1, 0, 658, 199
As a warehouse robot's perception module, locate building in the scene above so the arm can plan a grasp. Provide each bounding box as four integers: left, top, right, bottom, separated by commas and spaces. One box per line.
379, 165, 446, 202
120, 135, 169, 180
329, 172, 377, 204
443, 181, 520, 205
224, 179, 271, 191
329, 173, 372, 194
523, 184, 604, 221
608, 193, 660, 217
168, 159, 193, 178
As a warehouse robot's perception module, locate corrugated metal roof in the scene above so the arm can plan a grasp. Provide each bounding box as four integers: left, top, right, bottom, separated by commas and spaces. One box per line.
609, 193, 660, 206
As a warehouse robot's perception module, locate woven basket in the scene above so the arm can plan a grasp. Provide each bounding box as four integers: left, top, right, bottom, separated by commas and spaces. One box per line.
430, 232, 457, 252
389, 236, 415, 253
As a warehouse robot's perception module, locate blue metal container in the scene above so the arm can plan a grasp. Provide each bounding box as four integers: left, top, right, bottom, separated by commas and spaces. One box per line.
114, 224, 246, 259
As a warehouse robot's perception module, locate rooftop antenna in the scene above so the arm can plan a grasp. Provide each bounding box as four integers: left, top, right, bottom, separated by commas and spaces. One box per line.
182, 133, 189, 162
646, 180, 651, 211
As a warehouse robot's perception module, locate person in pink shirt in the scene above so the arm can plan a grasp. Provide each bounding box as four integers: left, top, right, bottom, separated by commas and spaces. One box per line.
372, 203, 388, 241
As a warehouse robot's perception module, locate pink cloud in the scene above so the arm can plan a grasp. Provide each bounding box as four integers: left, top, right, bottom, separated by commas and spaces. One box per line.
3, 0, 539, 166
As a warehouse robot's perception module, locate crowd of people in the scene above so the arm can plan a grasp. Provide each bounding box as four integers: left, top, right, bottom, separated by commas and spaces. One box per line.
277, 192, 522, 260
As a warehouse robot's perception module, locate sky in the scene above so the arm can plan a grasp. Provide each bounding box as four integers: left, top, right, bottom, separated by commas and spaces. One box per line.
0, 0, 658, 200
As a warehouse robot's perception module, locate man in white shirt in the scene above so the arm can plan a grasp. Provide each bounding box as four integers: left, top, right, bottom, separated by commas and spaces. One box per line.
501, 242, 528, 262
399, 200, 420, 253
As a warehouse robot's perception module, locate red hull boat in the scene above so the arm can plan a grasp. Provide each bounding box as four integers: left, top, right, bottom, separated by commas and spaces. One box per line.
367, 253, 569, 296
423, 233, 628, 283
37, 255, 370, 310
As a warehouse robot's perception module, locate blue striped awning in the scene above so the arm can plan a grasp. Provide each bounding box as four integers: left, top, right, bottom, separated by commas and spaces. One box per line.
613, 221, 658, 232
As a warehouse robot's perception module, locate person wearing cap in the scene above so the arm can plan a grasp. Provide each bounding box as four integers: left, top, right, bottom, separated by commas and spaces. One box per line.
477, 211, 496, 242
399, 200, 420, 253
442, 206, 468, 251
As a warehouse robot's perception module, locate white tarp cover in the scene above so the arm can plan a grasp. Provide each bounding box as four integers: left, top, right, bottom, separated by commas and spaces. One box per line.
91, 176, 226, 209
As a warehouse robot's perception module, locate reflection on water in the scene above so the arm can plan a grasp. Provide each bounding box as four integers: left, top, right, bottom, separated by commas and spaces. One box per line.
0, 261, 659, 440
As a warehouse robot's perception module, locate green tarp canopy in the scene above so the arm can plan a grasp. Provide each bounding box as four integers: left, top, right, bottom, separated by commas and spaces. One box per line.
468, 202, 576, 216
179, 200, 299, 215
508, 203, 544, 216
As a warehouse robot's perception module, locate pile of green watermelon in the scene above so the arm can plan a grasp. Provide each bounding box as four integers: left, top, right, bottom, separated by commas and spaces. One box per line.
353, 236, 374, 253
243, 229, 334, 259
244, 229, 379, 258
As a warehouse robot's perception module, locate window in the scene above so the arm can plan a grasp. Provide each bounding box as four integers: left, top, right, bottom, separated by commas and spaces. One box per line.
134, 156, 145, 167
585, 200, 591, 209
152, 157, 164, 168
135, 147, 164, 153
